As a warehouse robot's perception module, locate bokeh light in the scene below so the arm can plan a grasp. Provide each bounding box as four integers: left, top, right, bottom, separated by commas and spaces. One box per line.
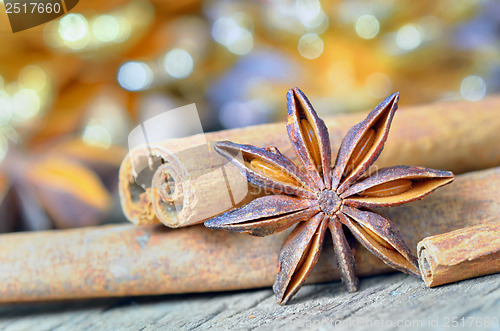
164, 49, 194, 79
11, 88, 41, 122
43, 0, 152, 54
296, 0, 323, 29
117, 62, 153, 91
298, 33, 324, 59
58, 14, 90, 50
92, 15, 120, 43
59, 14, 88, 42
212, 17, 240, 45
396, 24, 422, 51
460, 75, 487, 101
226, 29, 253, 55
212, 15, 254, 55
82, 120, 112, 149
355, 15, 380, 39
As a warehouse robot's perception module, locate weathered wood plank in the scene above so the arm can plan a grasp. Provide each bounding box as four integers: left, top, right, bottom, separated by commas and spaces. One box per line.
0, 273, 498, 330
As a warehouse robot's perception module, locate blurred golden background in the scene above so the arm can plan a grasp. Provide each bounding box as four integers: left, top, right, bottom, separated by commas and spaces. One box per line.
0, 0, 499, 232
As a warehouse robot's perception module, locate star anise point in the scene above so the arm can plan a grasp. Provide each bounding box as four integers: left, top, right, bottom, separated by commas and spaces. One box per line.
205, 88, 454, 304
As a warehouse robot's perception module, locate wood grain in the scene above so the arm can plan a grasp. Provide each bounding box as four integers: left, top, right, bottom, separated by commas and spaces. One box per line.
0, 273, 498, 330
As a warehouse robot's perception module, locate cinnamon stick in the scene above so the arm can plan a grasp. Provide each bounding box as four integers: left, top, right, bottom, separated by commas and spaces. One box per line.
2, 167, 500, 303
417, 222, 500, 287
119, 96, 500, 227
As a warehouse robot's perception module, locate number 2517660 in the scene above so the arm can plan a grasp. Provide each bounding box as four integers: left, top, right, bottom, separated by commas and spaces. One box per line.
5, 2, 62, 14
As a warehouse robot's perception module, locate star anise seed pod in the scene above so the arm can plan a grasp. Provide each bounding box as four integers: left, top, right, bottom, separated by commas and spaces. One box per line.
205, 88, 454, 305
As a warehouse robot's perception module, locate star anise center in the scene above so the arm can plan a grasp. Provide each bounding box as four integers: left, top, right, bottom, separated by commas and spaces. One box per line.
317, 189, 341, 215
205, 88, 455, 305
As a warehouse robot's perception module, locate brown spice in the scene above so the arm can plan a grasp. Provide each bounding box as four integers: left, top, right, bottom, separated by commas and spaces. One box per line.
1, 139, 123, 231
119, 95, 500, 228
0, 167, 499, 303
417, 222, 500, 287
205, 88, 454, 305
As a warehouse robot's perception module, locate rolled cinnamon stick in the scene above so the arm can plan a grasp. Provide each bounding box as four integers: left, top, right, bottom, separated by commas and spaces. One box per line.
1, 167, 500, 303
119, 96, 500, 227
417, 222, 500, 287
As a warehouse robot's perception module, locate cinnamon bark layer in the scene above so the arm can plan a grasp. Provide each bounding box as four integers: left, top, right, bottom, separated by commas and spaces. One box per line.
2, 167, 500, 303
417, 222, 500, 287
119, 96, 500, 227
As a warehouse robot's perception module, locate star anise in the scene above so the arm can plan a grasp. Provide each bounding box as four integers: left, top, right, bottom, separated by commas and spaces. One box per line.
205, 88, 454, 305
0, 139, 123, 232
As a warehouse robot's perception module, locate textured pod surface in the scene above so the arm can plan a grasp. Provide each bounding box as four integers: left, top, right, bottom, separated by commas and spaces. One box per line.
215, 141, 316, 198
342, 166, 454, 207
287, 88, 332, 189
274, 214, 327, 305
340, 207, 419, 275
206, 88, 457, 304
333, 93, 398, 192
204, 195, 318, 236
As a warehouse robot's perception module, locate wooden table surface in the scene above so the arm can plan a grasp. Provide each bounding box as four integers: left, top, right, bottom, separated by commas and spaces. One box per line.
1, 272, 498, 330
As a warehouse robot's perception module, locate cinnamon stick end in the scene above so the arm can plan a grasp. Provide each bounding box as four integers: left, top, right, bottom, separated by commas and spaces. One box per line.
417, 222, 500, 288
417, 244, 437, 287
